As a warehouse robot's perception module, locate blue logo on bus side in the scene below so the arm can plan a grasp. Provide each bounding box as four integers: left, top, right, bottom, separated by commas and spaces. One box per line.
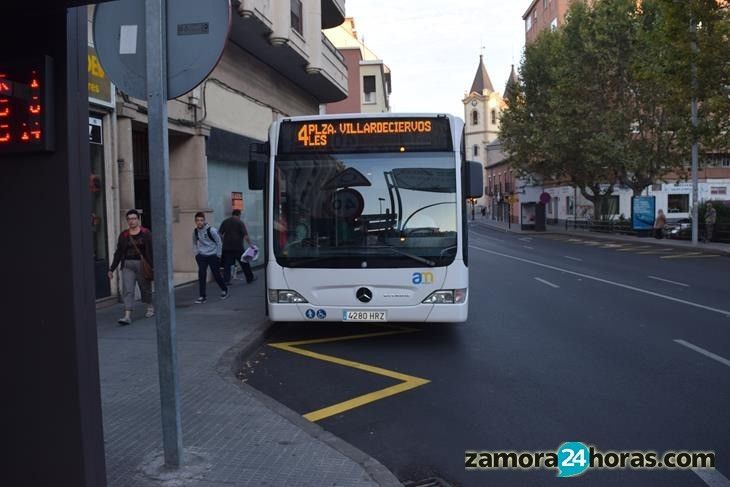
412, 272, 434, 285
305, 309, 316, 319
316, 309, 327, 319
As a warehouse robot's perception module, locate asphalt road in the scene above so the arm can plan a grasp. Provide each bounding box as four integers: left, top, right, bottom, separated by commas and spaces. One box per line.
242, 224, 730, 486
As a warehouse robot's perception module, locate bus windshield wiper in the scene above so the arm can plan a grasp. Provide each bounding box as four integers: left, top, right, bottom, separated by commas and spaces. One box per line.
366, 245, 436, 267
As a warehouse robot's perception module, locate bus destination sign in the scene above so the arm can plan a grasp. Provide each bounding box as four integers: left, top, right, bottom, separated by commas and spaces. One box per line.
278, 117, 453, 154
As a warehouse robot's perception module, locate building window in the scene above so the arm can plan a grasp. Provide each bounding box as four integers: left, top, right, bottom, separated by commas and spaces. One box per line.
706, 153, 730, 167
473, 145, 479, 157
710, 186, 727, 196
651, 183, 662, 191
363, 75, 376, 104
543, 0, 548, 9
550, 18, 558, 31
526, 15, 532, 31
668, 194, 690, 213
472, 110, 479, 125
291, 0, 303, 35
491, 109, 497, 125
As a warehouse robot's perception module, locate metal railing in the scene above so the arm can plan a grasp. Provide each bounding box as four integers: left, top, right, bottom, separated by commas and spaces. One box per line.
561, 219, 730, 244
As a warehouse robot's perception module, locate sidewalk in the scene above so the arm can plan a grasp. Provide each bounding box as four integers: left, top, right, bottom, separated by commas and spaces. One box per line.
473, 217, 730, 255
97, 274, 402, 487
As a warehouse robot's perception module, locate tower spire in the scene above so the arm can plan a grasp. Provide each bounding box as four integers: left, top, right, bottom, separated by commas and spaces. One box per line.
470, 53, 494, 95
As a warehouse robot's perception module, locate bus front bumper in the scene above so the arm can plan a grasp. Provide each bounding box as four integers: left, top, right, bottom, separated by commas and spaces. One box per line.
268, 302, 468, 323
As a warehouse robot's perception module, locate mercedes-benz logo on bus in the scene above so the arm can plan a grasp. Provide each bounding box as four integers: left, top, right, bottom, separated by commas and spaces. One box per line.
356, 287, 373, 303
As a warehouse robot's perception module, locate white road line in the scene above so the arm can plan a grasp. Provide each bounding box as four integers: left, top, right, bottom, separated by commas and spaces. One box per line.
662, 253, 720, 260
675, 340, 730, 368
617, 246, 652, 252
564, 256, 583, 262
647, 276, 689, 287
523, 245, 535, 250
469, 244, 730, 318
519, 237, 533, 242
693, 468, 730, 487
472, 233, 504, 242
534, 277, 559, 288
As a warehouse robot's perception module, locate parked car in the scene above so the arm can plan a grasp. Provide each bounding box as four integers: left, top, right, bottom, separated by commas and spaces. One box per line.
664, 218, 692, 238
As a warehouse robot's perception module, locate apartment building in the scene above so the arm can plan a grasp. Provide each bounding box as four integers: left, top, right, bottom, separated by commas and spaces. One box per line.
324, 17, 392, 114
89, 0, 348, 299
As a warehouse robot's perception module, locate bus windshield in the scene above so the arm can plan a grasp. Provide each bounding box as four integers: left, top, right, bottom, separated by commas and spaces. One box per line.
273, 152, 458, 268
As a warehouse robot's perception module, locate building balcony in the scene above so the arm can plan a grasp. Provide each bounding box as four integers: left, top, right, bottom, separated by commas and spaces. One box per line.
230, 0, 348, 103
321, 0, 346, 29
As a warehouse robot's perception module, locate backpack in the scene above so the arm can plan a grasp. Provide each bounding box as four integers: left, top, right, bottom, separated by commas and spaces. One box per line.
193, 226, 215, 243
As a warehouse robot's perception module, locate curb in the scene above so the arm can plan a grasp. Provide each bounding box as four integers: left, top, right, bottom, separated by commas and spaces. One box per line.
215, 321, 404, 487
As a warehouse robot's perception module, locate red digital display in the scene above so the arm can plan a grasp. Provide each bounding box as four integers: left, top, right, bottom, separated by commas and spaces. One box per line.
0, 56, 54, 154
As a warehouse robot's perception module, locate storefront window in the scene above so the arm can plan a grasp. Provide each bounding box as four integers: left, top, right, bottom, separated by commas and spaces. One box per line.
90, 114, 110, 298
667, 194, 689, 213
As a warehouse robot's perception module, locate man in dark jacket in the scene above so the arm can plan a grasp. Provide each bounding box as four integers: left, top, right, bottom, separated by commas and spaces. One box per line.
219, 209, 255, 285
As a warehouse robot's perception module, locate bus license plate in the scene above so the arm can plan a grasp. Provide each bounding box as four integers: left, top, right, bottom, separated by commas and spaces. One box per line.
343, 310, 387, 322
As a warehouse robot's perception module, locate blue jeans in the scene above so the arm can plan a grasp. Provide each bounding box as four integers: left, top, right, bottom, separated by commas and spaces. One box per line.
195, 254, 227, 298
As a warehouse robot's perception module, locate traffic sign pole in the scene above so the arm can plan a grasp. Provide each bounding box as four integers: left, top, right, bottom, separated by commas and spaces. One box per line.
146, 0, 183, 467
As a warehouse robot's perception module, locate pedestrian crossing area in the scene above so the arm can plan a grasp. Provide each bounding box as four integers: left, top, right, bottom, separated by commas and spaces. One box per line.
537, 234, 722, 259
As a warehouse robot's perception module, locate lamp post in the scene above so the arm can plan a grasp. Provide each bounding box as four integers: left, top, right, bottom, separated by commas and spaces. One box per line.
690, 12, 699, 245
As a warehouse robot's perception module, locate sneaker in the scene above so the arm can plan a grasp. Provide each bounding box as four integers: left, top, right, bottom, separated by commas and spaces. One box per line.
220, 290, 229, 300
145, 308, 155, 318
247, 275, 258, 284
118, 316, 131, 325
194, 297, 207, 304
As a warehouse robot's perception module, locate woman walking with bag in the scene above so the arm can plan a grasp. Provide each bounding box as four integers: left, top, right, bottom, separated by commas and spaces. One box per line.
108, 209, 154, 325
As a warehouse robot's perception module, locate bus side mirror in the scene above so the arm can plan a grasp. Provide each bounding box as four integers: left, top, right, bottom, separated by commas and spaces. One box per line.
248, 142, 269, 191
248, 160, 265, 190
466, 160, 483, 199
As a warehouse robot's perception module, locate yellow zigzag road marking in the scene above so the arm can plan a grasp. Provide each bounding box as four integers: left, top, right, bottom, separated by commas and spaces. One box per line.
617, 246, 652, 252
636, 249, 674, 255
268, 325, 430, 422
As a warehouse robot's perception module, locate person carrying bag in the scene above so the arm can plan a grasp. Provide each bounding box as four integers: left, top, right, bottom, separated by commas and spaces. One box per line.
108, 209, 155, 325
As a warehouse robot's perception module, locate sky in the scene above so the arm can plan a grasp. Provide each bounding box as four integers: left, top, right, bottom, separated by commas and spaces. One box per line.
345, 0, 528, 119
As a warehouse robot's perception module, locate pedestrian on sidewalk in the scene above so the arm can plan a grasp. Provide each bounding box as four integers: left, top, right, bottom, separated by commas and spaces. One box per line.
704, 202, 717, 243
108, 209, 154, 325
218, 209, 256, 285
654, 209, 666, 239
193, 212, 228, 303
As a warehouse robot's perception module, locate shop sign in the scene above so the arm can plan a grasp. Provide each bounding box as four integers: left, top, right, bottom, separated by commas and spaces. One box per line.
88, 45, 113, 106
232, 192, 244, 211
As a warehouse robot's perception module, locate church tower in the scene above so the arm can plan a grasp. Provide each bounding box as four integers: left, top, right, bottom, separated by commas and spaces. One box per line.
463, 55, 504, 208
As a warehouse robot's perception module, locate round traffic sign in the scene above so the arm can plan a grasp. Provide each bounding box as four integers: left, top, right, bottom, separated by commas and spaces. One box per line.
94, 0, 231, 100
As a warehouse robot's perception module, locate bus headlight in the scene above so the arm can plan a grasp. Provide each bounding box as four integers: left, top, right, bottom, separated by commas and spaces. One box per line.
269, 290, 308, 303
422, 288, 467, 304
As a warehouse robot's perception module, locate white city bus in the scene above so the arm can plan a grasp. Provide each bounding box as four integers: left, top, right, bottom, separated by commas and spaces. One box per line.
249, 113, 483, 323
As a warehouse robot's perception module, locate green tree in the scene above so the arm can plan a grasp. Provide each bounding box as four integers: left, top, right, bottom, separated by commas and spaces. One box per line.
501, 0, 730, 215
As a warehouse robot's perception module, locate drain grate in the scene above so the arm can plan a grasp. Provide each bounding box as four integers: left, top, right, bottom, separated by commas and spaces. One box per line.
403, 478, 453, 487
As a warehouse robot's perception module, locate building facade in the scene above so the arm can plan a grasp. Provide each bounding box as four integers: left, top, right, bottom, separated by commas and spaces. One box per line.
324, 17, 391, 114
91, 0, 348, 300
